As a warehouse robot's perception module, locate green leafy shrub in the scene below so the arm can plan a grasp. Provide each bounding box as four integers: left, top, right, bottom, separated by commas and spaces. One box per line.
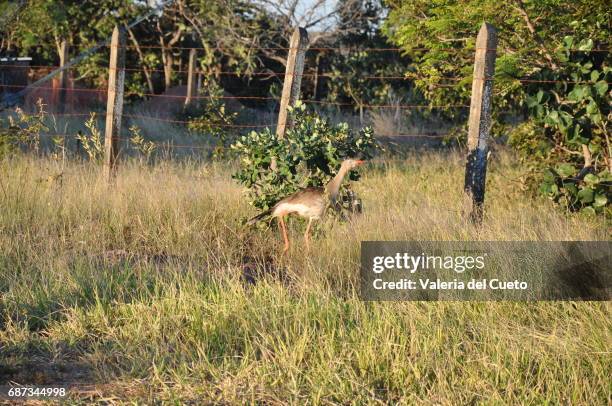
539, 163, 610, 215
510, 35, 611, 215
231, 102, 379, 216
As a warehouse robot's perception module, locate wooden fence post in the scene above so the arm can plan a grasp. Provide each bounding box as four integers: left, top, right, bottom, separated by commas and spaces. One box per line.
185, 48, 197, 107
276, 27, 309, 138
58, 39, 68, 113
464, 22, 497, 223
103, 25, 126, 183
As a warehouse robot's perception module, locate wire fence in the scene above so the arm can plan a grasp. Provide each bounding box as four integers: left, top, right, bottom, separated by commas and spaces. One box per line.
3, 63, 611, 84
1, 84, 475, 110
103, 43, 611, 52
18, 130, 453, 163
1, 21, 607, 228
1, 39, 609, 156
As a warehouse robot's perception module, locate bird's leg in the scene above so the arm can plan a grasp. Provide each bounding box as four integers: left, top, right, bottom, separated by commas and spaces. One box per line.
304, 218, 313, 249
279, 216, 290, 253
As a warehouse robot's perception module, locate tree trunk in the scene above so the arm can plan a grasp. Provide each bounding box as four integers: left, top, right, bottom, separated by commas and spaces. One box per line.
177, 54, 183, 86
359, 104, 364, 126
127, 27, 155, 94
156, 19, 183, 93
395, 103, 401, 134
163, 50, 173, 91
57, 39, 69, 113
313, 53, 321, 100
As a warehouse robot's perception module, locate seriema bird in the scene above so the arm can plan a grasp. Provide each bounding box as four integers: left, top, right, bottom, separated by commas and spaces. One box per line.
247, 158, 365, 252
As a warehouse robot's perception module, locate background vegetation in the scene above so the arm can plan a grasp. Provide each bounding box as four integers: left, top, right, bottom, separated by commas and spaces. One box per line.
2, 0, 609, 213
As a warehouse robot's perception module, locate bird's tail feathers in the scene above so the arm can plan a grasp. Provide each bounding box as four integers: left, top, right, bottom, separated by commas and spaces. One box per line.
246, 208, 273, 225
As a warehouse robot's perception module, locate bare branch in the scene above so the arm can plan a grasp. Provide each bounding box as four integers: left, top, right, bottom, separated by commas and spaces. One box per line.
512, 0, 558, 70
127, 26, 155, 94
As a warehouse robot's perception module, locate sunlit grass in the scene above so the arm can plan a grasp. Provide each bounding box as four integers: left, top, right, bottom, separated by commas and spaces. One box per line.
0, 150, 609, 403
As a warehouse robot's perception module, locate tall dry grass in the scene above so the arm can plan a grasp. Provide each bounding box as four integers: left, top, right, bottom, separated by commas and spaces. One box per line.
0, 150, 610, 403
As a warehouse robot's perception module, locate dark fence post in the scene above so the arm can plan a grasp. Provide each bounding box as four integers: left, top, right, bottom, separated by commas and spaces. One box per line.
464, 22, 498, 223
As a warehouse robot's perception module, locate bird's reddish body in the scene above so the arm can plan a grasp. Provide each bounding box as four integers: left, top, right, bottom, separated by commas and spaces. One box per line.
248, 159, 364, 253
271, 187, 326, 219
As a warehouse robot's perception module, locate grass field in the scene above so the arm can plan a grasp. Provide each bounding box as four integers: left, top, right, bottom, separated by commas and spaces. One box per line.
0, 150, 610, 404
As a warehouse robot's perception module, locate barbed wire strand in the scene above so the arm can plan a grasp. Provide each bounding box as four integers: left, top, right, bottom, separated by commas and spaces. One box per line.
100, 44, 610, 53
6, 65, 611, 84
26, 131, 452, 152
1, 84, 472, 109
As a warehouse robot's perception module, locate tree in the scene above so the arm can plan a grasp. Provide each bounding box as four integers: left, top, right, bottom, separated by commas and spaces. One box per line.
11, 1, 149, 87
384, 0, 610, 213
177, 0, 272, 76
14, 0, 82, 61
514, 36, 610, 214
155, 1, 188, 91
179, 0, 388, 69
384, 0, 609, 108
319, 0, 412, 124
0, 0, 27, 54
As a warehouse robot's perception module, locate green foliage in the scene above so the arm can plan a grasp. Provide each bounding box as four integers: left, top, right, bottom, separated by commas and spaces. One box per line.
75, 113, 104, 162
515, 36, 611, 214
8, 1, 150, 89
231, 103, 379, 214
507, 121, 552, 163
539, 164, 610, 215
180, 0, 274, 75
525, 37, 609, 148
384, 0, 610, 112
187, 80, 238, 157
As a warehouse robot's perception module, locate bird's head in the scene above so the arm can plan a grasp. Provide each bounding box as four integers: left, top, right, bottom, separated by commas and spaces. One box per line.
342, 158, 366, 170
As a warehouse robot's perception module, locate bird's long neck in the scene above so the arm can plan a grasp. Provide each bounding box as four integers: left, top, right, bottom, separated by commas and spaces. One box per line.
325, 164, 350, 201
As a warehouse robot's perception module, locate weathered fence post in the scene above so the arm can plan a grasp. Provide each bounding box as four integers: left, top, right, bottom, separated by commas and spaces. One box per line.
276, 27, 309, 138
57, 39, 69, 113
185, 48, 197, 107
464, 22, 497, 223
103, 25, 126, 183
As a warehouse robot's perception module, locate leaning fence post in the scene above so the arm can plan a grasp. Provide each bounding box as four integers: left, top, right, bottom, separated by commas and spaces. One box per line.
276, 27, 309, 138
185, 48, 197, 107
103, 25, 126, 183
464, 22, 497, 223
